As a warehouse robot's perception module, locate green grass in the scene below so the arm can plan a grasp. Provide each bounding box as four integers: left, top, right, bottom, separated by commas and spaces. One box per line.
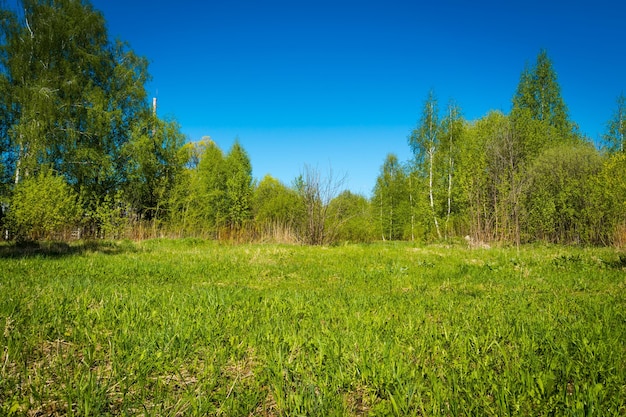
1, 239, 625, 416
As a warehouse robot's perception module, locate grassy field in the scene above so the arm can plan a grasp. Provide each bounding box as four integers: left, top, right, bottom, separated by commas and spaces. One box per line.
1, 239, 625, 416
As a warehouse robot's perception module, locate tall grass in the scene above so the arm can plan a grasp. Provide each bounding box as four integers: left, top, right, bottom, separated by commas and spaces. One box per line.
1, 240, 625, 415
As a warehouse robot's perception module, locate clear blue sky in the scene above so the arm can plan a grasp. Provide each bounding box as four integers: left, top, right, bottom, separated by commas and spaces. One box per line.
90, 0, 625, 195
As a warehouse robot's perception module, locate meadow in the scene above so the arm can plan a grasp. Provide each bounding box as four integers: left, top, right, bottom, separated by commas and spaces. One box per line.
0, 239, 625, 416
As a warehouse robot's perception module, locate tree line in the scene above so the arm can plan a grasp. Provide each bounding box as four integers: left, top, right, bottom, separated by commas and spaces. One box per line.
0, 0, 624, 245
375, 51, 626, 246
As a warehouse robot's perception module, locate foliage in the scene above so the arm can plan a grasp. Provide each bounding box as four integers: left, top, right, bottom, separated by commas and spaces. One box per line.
173, 139, 227, 237
512, 49, 575, 139
602, 93, 626, 154
167, 138, 219, 237
0, 0, 150, 199
167, 139, 255, 239
224, 140, 253, 231
253, 175, 304, 233
593, 153, 626, 246
1, 241, 625, 415
454, 111, 519, 242
372, 154, 412, 241
439, 100, 465, 238
408, 90, 442, 239
122, 115, 186, 222
0, 3, 622, 249
85, 191, 131, 240
521, 144, 603, 244
326, 191, 376, 243
6, 169, 80, 240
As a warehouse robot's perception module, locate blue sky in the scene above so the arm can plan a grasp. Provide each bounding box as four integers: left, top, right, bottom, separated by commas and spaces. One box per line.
90, 0, 625, 195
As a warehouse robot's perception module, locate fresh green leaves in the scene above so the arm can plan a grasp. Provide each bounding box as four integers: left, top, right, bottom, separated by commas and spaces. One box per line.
0, 0, 164, 237
512, 49, 575, 139
169, 139, 254, 238
225, 140, 253, 231
6, 169, 80, 240
122, 116, 186, 221
603, 94, 626, 154
0, 4, 624, 248
372, 153, 412, 241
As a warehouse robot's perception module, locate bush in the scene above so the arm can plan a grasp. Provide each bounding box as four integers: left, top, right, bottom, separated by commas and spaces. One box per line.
327, 191, 376, 243
522, 144, 603, 244
7, 170, 80, 241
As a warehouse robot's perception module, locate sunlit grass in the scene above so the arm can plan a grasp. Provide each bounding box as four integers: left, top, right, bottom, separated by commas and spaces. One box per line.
1, 240, 625, 415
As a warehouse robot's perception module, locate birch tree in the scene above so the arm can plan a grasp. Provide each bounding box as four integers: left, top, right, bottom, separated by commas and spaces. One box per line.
440, 100, 464, 239
408, 91, 441, 239
0, 0, 150, 200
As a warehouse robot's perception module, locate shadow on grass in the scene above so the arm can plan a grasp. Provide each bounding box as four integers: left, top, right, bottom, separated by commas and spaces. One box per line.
0, 240, 137, 258
604, 253, 626, 270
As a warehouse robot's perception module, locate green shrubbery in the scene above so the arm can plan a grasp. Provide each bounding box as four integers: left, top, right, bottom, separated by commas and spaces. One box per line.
6, 170, 80, 240
0, 2, 625, 246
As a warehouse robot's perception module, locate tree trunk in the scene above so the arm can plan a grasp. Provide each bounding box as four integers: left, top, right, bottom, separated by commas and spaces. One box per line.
445, 149, 453, 239
409, 177, 415, 242
428, 146, 441, 239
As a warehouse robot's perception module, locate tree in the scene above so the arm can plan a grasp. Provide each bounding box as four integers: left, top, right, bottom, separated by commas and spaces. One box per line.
372, 154, 409, 241
168, 139, 227, 237
0, 6, 14, 192
603, 93, 626, 154
440, 100, 464, 238
511, 50, 574, 138
521, 144, 603, 244
596, 153, 626, 246
193, 140, 227, 236
408, 90, 441, 239
180, 136, 213, 170
296, 165, 344, 245
458, 111, 522, 243
122, 115, 186, 223
456, 116, 489, 240
224, 140, 253, 232
486, 114, 525, 243
168, 136, 213, 235
510, 49, 582, 171
167, 167, 194, 236
0, 0, 150, 205
326, 191, 375, 243
253, 175, 303, 240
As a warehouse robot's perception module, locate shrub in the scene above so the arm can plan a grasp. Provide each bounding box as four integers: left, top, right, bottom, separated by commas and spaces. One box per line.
7, 170, 80, 240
